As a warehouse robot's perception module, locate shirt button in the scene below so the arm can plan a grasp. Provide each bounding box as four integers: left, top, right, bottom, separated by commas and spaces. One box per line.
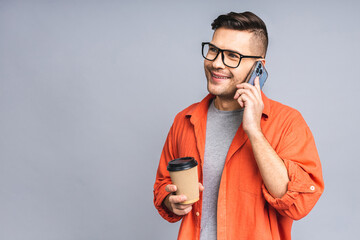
196, 212, 200, 217
310, 186, 315, 191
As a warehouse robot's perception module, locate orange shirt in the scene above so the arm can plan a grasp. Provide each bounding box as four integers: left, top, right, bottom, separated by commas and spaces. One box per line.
153, 93, 324, 240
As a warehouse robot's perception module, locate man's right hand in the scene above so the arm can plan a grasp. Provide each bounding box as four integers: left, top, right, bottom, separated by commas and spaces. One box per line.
163, 183, 204, 216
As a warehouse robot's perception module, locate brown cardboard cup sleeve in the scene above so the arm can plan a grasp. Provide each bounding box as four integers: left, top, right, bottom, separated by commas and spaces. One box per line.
167, 157, 199, 204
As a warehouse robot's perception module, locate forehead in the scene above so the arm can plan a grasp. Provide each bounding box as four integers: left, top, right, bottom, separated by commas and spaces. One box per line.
211, 28, 253, 54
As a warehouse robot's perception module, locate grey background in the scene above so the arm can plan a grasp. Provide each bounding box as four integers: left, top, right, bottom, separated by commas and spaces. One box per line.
0, 0, 359, 239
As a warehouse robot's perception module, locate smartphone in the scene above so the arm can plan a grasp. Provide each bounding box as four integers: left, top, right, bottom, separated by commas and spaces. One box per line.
244, 61, 268, 89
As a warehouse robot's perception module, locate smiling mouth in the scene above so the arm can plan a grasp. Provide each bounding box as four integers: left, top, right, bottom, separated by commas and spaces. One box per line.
211, 72, 231, 80
212, 74, 230, 79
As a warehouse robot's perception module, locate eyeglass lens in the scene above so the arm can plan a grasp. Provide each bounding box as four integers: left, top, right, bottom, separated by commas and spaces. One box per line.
202, 43, 241, 68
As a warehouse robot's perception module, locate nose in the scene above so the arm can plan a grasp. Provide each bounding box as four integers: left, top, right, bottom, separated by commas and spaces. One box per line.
212, 52, 226, 69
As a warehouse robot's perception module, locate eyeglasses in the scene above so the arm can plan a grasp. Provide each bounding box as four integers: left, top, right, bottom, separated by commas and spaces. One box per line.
201, 42, 262, 68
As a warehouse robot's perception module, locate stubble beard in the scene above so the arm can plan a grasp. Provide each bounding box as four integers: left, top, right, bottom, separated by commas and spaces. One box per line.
206, 78, 238, 101
206, 71, 242, 101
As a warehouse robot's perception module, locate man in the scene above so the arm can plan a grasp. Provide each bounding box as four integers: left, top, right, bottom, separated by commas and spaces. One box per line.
153, 11, 324, 240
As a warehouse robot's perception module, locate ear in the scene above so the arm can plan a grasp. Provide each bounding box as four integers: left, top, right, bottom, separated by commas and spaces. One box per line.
259, 58, 266, 66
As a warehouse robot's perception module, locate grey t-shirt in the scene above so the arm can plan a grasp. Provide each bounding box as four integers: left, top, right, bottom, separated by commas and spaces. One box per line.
200, 99, 243, 240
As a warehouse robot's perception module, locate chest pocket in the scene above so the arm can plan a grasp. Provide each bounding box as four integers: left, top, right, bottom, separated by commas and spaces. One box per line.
227, 144, 263, 196
175, 124, 201, 162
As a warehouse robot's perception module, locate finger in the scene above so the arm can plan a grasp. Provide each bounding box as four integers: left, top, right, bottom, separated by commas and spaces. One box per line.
236, 95, 244, 108
236, 82, 253, 89
234, 88, 253, 100
243, 88, 258, 103
237, 94, 251, 108
165, 184, 177, 193
247, 80, 262, 104
254, 76, 261, 93
174, 205, 192, 216
234, 88, 247, 99
169, 194, 187, 204
237, 81, 258, 92
237, 83, 260, 102
173, 203, 193, 210
235, 90, 247, 107
199, 182, 204, 192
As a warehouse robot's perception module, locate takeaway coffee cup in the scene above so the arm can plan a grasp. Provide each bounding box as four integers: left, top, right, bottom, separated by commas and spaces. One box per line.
167, 157, 199, 204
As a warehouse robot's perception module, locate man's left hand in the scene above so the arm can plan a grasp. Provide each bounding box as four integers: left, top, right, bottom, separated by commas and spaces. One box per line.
234, 76, 264, 135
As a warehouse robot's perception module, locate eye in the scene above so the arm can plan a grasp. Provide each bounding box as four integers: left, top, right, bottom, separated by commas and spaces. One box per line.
209, 46, 218, 53
227, 52, 240, 59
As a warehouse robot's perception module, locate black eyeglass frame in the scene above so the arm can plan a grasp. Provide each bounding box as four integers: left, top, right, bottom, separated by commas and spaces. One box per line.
201, 42, 263, 68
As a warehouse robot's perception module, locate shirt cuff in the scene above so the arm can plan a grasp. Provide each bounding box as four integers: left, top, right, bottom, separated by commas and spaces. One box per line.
154, 186, 183, 223
262, 159, 316, 210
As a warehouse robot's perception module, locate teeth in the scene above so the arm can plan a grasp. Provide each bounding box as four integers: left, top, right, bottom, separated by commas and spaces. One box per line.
213, 74, 229, 79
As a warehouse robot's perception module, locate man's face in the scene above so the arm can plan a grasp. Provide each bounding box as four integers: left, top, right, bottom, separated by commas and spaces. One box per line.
204, 28, 260, 99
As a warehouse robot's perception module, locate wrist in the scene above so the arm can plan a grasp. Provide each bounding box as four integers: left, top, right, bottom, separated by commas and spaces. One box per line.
246, 128, 264, 142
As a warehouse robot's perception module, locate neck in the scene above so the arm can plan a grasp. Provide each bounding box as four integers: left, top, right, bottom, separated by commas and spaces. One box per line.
214, 97, 242, 111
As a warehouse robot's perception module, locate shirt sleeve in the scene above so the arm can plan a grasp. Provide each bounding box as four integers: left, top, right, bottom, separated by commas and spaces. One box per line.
153, 124, 183, 223
262, 112, 324, 220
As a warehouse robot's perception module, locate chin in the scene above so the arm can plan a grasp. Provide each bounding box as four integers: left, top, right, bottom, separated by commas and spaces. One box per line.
207, 83, 233, 98
207, 81, 219, 96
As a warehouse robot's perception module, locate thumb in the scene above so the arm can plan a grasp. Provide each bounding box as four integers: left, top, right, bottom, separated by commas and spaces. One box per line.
165, 184, 177, 193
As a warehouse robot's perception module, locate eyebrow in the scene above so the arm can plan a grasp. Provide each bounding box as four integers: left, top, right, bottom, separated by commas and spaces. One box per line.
208, 42, 242, 55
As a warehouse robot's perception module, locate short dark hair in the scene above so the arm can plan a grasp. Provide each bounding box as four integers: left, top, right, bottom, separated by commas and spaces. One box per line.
211, 11, 268, 57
